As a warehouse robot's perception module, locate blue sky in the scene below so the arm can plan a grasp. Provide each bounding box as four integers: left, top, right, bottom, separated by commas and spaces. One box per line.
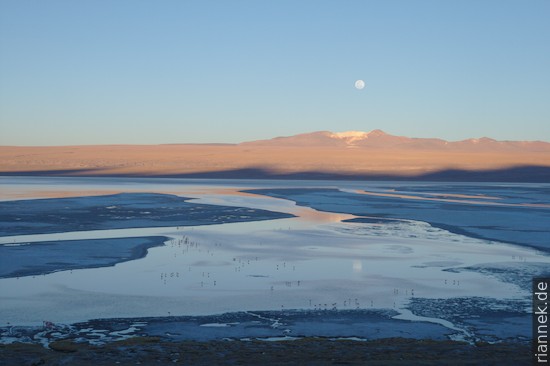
1, 0, 549, 145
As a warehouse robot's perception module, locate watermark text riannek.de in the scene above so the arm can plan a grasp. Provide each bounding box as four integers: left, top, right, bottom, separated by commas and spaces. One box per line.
534, 278, 549, 364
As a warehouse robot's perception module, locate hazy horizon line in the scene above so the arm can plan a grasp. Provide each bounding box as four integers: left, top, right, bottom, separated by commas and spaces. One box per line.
2, 129, 550, 147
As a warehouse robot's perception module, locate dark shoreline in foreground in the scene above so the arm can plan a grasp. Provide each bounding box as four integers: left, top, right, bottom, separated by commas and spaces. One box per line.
1, 337, 531, 366
0, 308, 533, 364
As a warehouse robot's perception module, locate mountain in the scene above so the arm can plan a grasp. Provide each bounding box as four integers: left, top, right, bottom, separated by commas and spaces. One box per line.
241, 130, 550, 151
240, 130, 402, 147
1, 130, 550, 182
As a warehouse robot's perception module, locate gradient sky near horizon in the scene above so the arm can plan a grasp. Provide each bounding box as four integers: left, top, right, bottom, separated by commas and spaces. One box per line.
1, 0, 549, 146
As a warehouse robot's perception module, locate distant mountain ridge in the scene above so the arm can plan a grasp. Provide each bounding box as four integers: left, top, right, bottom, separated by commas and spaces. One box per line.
2, 129, 550, 182
241, 130, 550, 152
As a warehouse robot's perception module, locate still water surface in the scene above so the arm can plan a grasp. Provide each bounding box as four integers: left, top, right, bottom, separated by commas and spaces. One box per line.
0, 177, 548, 331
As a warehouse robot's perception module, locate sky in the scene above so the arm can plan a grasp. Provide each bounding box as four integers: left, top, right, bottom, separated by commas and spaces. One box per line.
1, 0, 549, 146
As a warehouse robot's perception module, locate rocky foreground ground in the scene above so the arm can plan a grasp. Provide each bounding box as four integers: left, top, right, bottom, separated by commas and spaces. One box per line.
1, 337, 531, 366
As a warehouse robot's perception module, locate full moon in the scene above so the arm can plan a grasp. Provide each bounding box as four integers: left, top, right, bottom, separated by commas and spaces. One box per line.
354, 79, 365, 90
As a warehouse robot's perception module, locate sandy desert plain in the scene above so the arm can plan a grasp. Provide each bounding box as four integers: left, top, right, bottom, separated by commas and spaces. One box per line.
1, 131, 550, 364
0, 130, 549, 178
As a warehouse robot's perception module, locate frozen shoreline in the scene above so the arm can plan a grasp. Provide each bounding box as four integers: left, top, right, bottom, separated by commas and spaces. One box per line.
0, 308, 531, 347
0, 236, 169, 279
0, 192, 294, 237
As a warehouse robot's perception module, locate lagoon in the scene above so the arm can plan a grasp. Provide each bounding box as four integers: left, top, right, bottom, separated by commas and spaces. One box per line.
0, 177, 548, 344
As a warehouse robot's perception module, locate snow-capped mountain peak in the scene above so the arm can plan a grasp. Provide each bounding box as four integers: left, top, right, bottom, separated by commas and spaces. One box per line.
330, 130, 388, 144
240, 130, 550, 151
331, 131, 369, 144
332, 130, 369, 139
